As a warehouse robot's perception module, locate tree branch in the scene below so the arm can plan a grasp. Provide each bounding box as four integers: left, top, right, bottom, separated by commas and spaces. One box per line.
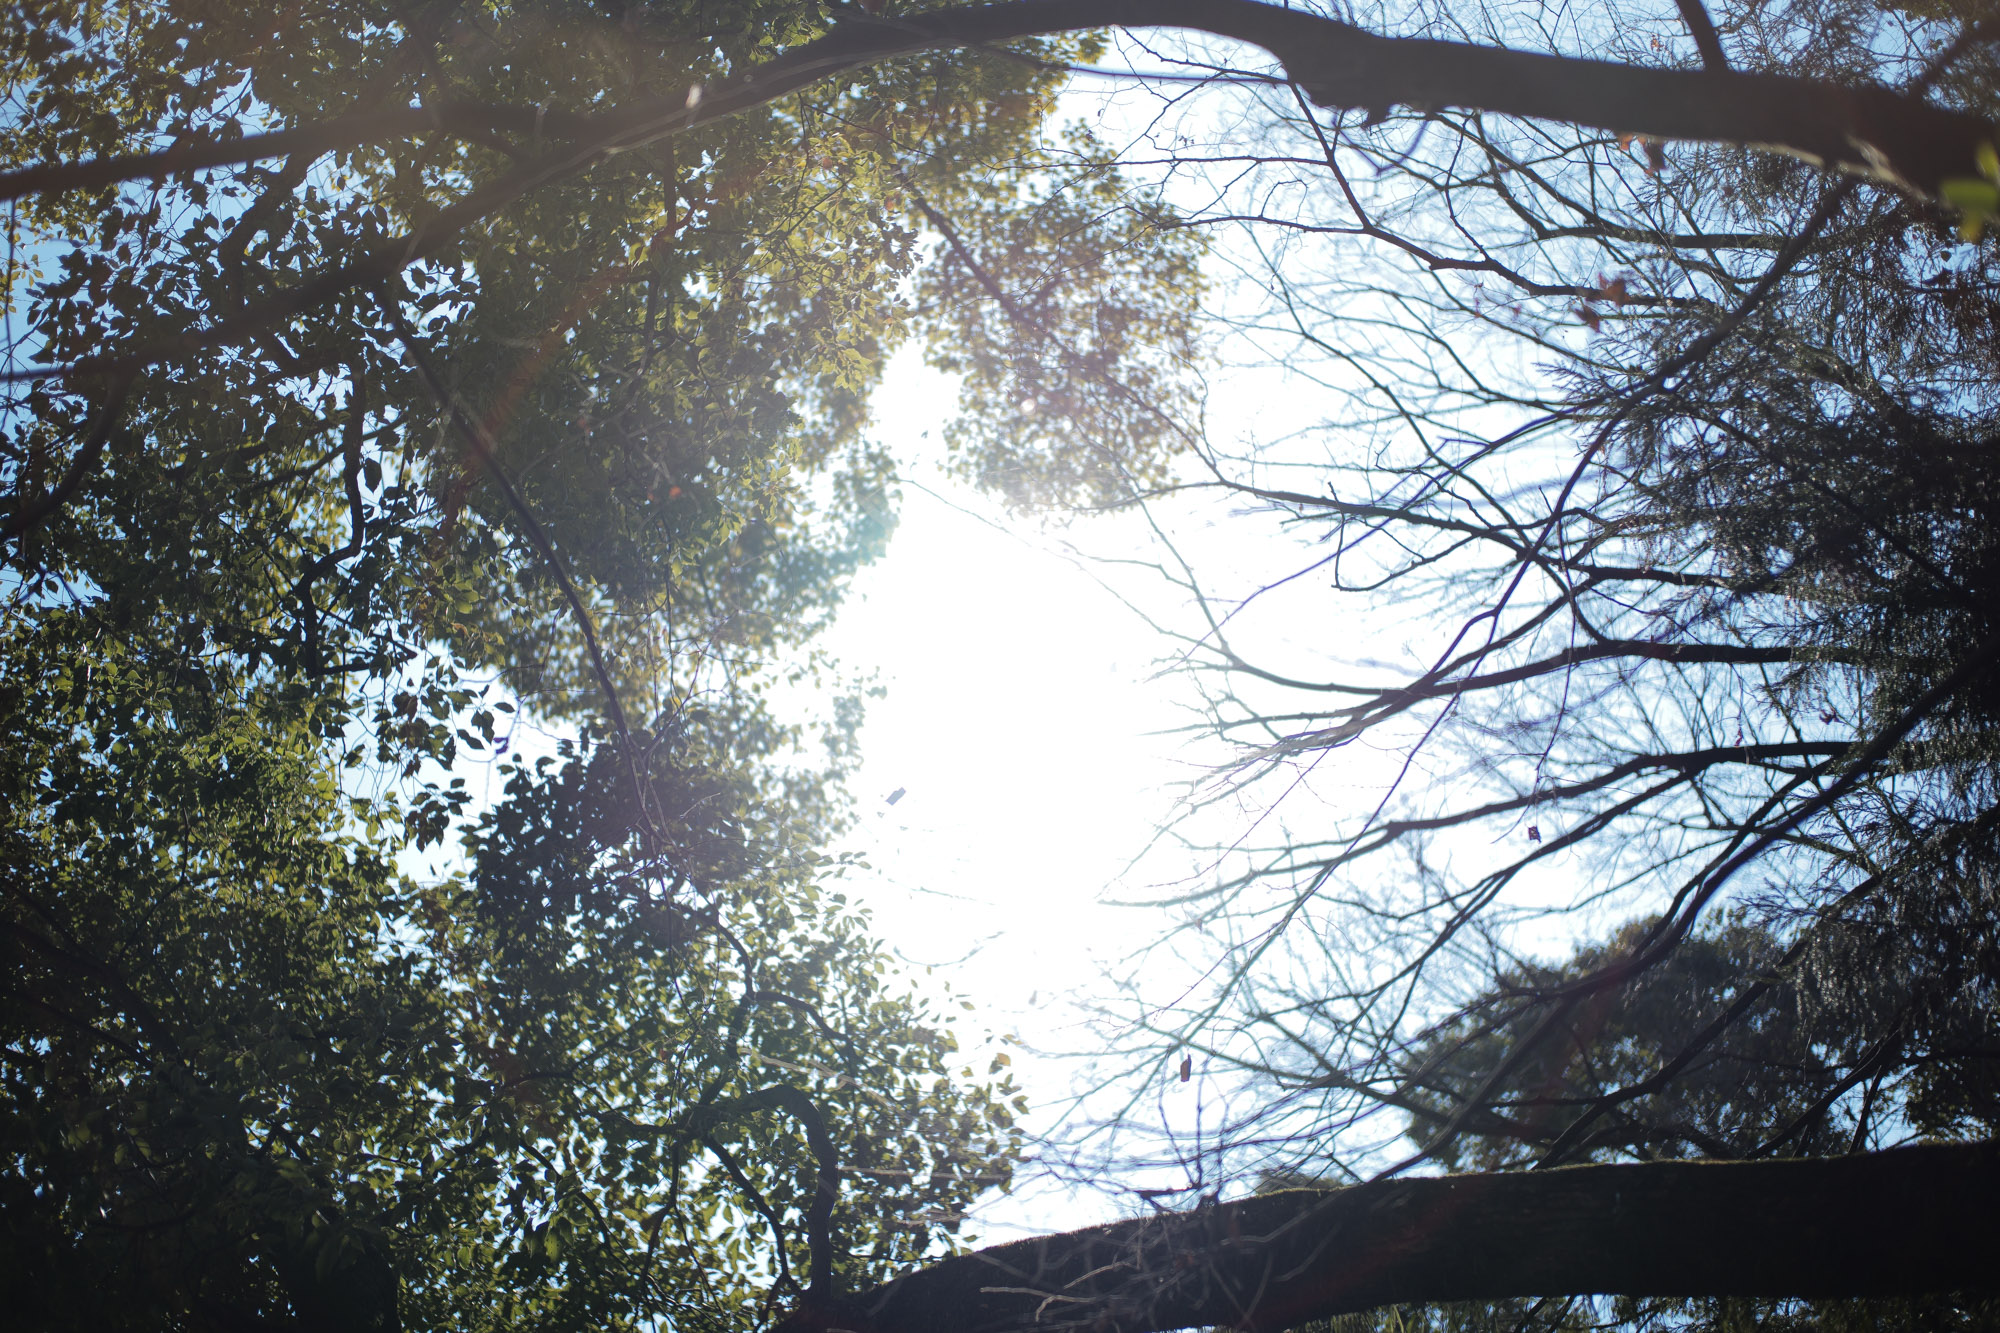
1673, 0, 1731, 73
13, 4, 1987, 210
693, 1083, 842, 1304
788, 1143, 2000, 1333
0, 102, 606, 204
10, 2, 1993, 387
1, 373, 134, 551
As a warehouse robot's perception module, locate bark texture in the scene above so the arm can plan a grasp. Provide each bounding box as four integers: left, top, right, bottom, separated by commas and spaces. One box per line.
787, 1142, 2000, 1333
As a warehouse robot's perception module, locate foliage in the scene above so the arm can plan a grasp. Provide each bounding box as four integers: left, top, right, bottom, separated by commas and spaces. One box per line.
1396, 896, 2000, 1161
915, 135, 1207, 510
1397, 917, 1853, 1171
1296, 906, 2000, 1333
0, 0, 1205, 1327
16, 0, 2000, 1326
1, 599, 1022, 1332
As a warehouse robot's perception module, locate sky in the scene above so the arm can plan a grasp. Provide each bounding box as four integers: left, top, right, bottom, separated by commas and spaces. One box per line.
814, 350, 1198, 1237
804, 56, 1444, 1236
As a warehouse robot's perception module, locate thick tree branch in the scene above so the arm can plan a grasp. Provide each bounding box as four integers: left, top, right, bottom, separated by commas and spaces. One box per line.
9, 3, 1993, 387
0, 102, 606, 204
788, 1142, 1999, 1333
13, 4, 1989, 212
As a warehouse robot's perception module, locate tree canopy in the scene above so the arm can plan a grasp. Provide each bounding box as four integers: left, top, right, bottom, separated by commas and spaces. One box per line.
6, 0, 2000, 1331
2, 1, 1151, 1326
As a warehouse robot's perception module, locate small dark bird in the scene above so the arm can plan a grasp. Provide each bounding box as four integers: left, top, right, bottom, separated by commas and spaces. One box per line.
1179, 1055, 1192, 1083
885, 786, 906, 806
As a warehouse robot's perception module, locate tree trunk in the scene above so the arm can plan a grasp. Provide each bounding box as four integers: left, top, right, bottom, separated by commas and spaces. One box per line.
789, 1142, 2000, 1333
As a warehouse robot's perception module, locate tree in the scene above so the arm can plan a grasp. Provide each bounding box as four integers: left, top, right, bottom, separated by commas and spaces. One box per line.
1, 604, 1021, 1331
1071, 0, 2000, 1182
974, 0, 2000, 1329
1364, 912, 2000, 1332
8, 0, 2000, 1330
788, 1141, 2000, 1333
3, 1, 1102, 1326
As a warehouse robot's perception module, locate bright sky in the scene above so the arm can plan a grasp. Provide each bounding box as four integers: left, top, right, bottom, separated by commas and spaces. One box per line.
818, 349, 1196, 1237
